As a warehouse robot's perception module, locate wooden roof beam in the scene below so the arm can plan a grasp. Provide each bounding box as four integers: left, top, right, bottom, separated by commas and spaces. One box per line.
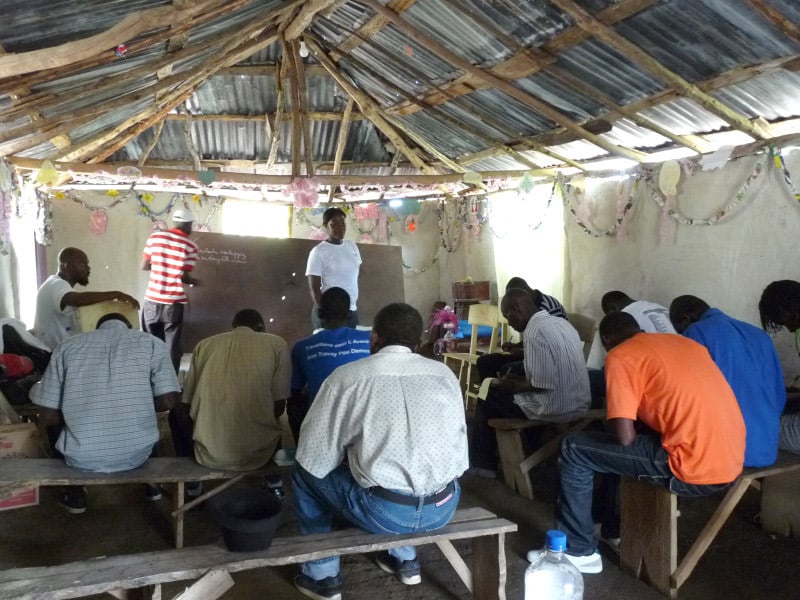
161, 112, 366, 122
360, 0, 648, 163
336, 0, 418, 53
305, 37, 438, 175
9, 155, 560, 186
59, 27, 280, 163
328, 97, 355, 201
549, 0, 769, 140
387, 0, 658, 117
284, 0, 341, 40
0, 0, 300, 93
745, 0, 800, 45
0, 0, 233, 79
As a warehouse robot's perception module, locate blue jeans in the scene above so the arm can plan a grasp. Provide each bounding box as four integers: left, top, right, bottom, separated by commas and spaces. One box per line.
556, 431, 731, 556
293, 464, 460, 580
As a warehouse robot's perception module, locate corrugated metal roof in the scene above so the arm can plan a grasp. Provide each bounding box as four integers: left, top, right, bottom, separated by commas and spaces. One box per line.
4, 0, 800, 180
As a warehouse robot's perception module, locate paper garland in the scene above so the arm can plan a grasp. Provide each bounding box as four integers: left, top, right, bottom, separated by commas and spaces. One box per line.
486, 181, 557, 239
563, 177, 640, 238
649, 158, 764, 226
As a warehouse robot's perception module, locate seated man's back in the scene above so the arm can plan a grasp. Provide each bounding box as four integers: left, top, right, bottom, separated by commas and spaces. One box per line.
33, 315, 179, 472
670, 296, 786, 467
183, 311, 290, 471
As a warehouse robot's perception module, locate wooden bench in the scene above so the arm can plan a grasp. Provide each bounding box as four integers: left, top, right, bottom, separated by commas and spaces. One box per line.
0, 507, 517, 600
488, 409, 605, 500
620, 451, 800, 598
0, 458, 256, 549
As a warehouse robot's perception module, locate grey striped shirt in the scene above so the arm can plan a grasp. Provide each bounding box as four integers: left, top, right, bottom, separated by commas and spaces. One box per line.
514, 311, 590, 421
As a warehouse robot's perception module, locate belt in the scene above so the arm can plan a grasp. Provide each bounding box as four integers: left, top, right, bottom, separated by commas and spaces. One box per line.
370, 480, 455, 506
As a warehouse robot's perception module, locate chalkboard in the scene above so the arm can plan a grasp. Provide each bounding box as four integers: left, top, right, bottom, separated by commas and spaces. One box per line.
181, 233, 404, 353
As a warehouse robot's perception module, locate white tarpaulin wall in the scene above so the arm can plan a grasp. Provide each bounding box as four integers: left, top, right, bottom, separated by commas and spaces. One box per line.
562, 150, 800, 382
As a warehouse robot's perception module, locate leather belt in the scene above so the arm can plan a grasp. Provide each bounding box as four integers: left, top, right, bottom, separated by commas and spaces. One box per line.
370, 480, 455, 506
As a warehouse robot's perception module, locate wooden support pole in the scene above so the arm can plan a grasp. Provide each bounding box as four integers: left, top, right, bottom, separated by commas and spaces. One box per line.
328, 97, 354, 201
281, 36, 303, 177
745, 0, 800, 44
266, 58, 288, 171
293, 39, 315, 176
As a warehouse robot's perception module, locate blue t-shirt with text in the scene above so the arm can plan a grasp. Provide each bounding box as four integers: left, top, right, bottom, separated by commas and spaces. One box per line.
291, 327, 371, 400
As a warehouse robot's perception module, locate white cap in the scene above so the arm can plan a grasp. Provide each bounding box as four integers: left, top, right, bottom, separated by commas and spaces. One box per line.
172, 209, 195, 223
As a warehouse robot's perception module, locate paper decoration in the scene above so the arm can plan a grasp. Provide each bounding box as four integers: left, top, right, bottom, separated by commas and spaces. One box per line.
657, 160, 681, 246
284, 177, 319, 208
354, 203, 379, 220
404, 215, 417, 233
116, 166, 141, 178
518, 172, 535, 194
36, 160, 58, 186
115, 44, 127, 57
89, 209, 107, 235
198, 170, 216, 186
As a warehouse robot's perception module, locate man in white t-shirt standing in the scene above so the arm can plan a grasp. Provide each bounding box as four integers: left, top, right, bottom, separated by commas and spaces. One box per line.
33, 247, 139, 350
306, 207, 362, 329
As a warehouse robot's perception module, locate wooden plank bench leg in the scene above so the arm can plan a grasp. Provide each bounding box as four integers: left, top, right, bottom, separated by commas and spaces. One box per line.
436, 540, 472, 593
174, 481, 185, 549
620, 479, 677, 598
472, 532, 507, 600
672, 477, 753, 590
494, 429, 531, 499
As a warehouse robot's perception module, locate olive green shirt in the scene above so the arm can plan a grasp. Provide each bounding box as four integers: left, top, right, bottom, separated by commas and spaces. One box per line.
183, 327, 290, 470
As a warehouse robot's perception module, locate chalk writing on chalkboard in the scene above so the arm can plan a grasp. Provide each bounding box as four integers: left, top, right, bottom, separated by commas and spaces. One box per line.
198, 247, 248, 264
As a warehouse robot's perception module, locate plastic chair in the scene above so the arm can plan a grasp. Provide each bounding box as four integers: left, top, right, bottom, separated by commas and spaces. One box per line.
443, 303, 504, 408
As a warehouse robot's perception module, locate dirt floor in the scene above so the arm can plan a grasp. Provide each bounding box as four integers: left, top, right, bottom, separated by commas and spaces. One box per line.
2, 457, 800, 600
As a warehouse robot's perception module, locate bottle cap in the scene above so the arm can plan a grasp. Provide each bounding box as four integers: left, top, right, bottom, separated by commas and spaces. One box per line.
545, 529, 567, 552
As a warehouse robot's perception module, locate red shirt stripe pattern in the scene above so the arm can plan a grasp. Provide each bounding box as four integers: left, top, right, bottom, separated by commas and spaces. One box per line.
143, 228, 199, 304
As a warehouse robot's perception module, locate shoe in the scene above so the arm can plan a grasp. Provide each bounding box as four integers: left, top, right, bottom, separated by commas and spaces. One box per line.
375, 551, 422, 585
59, 488, 87, 514
267, 485, 285, 501
294, 574, 342, 600
526, 548, 603, 574
144, 484, 163, 502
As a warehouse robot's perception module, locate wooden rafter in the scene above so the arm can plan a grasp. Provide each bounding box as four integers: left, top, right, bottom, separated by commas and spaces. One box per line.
61, 27, 281, 163
336, 0, 417, 53
0, 0, 231, 78
0, 0, 299, 93
745, 0, 800, 45
284, 0, 341, 40
220, 64, 328, 77
0, 22, 263, 124
359, 0, 648, 163
305, 37, 437, 175
9, 156, 559, 186
322, 39, 575, 172
387, 0, 658, 117
160, 112, 366, 122
549, 0, 769, 140
293, 39, 315, 176
328, 97, 354, 201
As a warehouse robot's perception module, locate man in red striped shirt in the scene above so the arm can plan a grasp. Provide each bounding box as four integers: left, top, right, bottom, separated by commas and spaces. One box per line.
141, 209, 200, 371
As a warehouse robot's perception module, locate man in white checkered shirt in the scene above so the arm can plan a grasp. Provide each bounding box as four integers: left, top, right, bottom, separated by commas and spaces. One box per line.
33, 312, 180, 513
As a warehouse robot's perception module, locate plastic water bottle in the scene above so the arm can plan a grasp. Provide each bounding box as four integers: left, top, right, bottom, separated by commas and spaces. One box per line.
524, 530, 584, 600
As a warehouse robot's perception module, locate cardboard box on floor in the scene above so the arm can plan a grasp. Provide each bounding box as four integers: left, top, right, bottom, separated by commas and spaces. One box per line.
761, 470, 800, 538
0, 422, 43, 511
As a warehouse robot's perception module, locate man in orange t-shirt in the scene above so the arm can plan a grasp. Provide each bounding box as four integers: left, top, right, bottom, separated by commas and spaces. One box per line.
527, 311, 745, 575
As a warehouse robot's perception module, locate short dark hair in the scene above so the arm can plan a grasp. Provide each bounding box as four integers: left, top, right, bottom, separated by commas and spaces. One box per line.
598, 311, 639, 341
501, 287, 535, 315
601, 290, 633, 314
232, 309, 265, 331
318, 287, 351, 322
505, 277, 533, 293
373, 303, 423, 349
322, 207, 346, 226
96, 313, 132, 329
759, 280, 800, 331
669, 295, 710, 330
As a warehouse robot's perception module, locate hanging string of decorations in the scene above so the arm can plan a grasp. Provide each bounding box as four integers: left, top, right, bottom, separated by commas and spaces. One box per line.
35, 188, 54, 246
0, 160, 21, 256
771, 145, 800, 203
436, 199, 468, 253
562, 176, 641, 238
386, 217, 439, 274
648, 157, 765, 226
